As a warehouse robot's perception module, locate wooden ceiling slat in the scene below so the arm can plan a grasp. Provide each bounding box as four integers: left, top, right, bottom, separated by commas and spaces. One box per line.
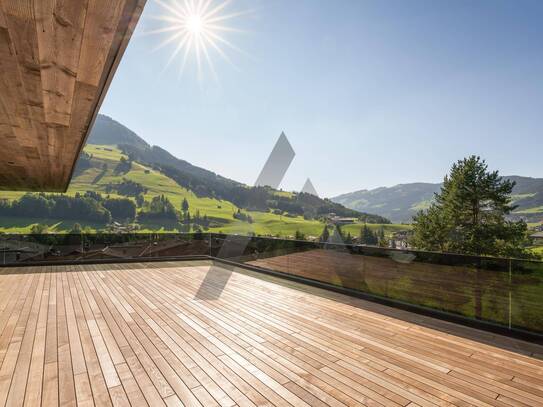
0, 7, 6, 27
1, 0, 53, 188
77, 0, 126, 87
0, 0, 146, 192
35, 0, 89, 127
0, 8, 43, 186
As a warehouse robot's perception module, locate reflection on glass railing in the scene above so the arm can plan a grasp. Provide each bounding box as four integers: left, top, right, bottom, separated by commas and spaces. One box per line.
211, 234, 542, 335
0, 233, 209, 264
1, 232, 542, 335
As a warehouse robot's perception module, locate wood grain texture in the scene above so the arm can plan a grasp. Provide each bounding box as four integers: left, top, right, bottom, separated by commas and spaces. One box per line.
0, 0, 146, 192
0, 260, 542, 406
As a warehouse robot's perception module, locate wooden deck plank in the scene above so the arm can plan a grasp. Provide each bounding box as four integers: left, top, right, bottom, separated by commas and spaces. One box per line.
5, 272, 45, 407
0, 260, 542, 406
42, 266, 59, 407
56, 270, 77, 407
0, 272, 39, 406
77, 267, 174, 402
66, 269, 113, 407
90, 265, 237, 407
23, 272, 51, 407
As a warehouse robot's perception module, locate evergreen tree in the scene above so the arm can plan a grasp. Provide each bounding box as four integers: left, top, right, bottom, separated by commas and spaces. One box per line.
319, 225, 330, 242
379, 226, 385, 239
378, 226, 386, 246
359, 224, 378, 245
412, 156, 530, 257
202, 214, 210, 229
182, 198, 189, 213
294, 230, 305, 240
135, 194, 145, 208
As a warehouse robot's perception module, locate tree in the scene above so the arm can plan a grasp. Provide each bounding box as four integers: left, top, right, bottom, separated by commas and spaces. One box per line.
183, 211, 191, 225
377, 226, 387, 247
181, 198, 189, 213
114, 156, 132, 174
202, 214, 210, 228
294, 230, 305, 241
103, 198, 136, 222
106, 179, 146, 197
359, 224, 378, 245
412, 156, 530, 257
319, 225, 330, 242
135, 194, 145, 208
138, 195, 178, 222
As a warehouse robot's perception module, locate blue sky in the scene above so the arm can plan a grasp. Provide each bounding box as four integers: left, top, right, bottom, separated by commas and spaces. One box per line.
100, 0, 543, 197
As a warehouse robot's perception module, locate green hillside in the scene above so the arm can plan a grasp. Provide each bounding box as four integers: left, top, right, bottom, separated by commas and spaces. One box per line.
74, 145, 237, 221
0, 143, 398, 237
1, 144, 238, 232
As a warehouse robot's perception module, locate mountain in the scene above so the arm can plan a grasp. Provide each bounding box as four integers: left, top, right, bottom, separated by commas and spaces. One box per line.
332, 177, 543, 224
90, 115, 240, 188
333, 183, 440, 223
85, 114, 389, 222
88, 115, 149, 150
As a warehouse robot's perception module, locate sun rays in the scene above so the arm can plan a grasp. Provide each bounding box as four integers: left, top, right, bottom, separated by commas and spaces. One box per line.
148, 0, 251, 80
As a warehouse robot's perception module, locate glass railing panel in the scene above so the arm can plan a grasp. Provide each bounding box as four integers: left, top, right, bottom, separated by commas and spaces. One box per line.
511, 259, 543, 334
1, 233, 48, 263
220, 236, 514, 329
0, 232, 210, 265
1, 232, 541, 335
210, 234, 296, 272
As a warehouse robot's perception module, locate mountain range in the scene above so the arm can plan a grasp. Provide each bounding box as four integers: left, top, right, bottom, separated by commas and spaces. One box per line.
4, 113, 539, 234
332, 177, 543, 224
85, 115, 543, 226
86, 115, 388, 223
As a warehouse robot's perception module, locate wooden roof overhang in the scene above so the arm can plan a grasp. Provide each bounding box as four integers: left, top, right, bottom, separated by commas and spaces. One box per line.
0, 0, 146, 192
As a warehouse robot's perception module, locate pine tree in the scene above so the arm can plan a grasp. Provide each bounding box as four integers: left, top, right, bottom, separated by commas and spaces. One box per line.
359, 224, 378, 245
412, 156, 530, 257
182, 198, 189, 213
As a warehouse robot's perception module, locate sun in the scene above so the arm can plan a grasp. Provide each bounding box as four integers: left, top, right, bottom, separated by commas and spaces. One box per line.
150, 0, 250, 79
187, 14, 203, 34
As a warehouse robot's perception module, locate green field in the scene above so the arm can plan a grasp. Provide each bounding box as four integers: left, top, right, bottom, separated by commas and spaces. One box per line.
0, 144, 411, 238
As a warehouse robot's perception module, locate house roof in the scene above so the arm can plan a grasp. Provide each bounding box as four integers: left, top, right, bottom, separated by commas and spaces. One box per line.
0, 1, 146, 191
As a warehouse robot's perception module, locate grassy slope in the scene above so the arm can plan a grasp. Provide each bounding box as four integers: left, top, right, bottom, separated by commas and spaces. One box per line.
0, 144, 404, 236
